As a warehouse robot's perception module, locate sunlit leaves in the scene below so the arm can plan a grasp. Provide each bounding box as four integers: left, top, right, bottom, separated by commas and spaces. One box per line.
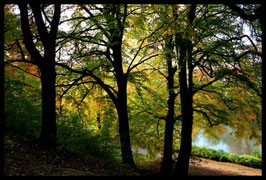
4, 4, 262, 162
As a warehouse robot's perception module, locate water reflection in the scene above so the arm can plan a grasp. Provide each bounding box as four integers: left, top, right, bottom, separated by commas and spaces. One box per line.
192, 128, 262, 156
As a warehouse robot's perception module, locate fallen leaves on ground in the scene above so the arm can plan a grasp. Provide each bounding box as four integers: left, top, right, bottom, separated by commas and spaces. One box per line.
4, 135, 139, 176
4, 135, 262, 176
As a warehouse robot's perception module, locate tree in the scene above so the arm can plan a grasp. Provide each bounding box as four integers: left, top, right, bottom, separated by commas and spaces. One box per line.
173, 4, 262, 176
225, 4, 263, 29
156, 6, 180, 175
159, 35, 180, 176
0, 2, 5, 177
71, 4, 135, 168
55, 4, 166, 168
2, 4, 262, 176
18, 3, 61, 146
118, 4, 260, 175
224, 6, 264, 176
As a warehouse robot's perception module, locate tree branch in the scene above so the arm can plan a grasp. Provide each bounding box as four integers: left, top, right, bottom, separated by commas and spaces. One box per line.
5, 63, 40, 79
18, 4, 43, 62
225, 4, 261, 22
55, 62, 118, 105
50, 4, 61, 39
30, 4, 49, 47
193, 109, 218, 127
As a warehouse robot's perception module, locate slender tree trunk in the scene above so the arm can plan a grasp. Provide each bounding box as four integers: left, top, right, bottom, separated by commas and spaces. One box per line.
174, 5, 196, 176
0, 3, 5, 176
111, 32, 136, 168
160, 96, 175, 175
173, 93, 193, 176
97, 113, 101, 129
160, 36, 176, 176
39, 61, 57, 147
173, 68, 193, 176
174, 38, 194, 176
18, 4, 60, 147
116, 81, 136, 169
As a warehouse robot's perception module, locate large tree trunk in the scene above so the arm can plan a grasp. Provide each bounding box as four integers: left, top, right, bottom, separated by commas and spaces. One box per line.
160, 36, 176, 176
174, 38, 194, 176
173, 5, 196, 176
173, 92, 193, 176
17, 4, 61, 149
116, 81, 136, 169
160, 95, 175, 175
173, 69, 193, 176
18, 4, 60, 148
0, 3, 5, 176
39, 61, 57, 147
112, 35, 136, 168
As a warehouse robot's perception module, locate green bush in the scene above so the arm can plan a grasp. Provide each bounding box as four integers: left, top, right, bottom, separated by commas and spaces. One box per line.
252, 148, 262, 159
56, 113, 121, 162
4, 76, 119, 162
237, 155, 261, 168
4, 78, 42, 139
191, 145, 261, 169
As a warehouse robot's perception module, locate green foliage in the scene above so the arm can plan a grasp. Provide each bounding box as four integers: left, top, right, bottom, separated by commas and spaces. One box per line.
4, 4, 262, 174
252, 148, 262, 159
4, 77, 42, 139
191, 146, 262, 169
56, 113, 121, 162
5, 72, 121, 162
4, 5, 22, 42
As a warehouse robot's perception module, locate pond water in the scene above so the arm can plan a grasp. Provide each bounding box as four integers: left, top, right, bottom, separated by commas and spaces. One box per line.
134, 126, 261, 158
192, 128, 262, 156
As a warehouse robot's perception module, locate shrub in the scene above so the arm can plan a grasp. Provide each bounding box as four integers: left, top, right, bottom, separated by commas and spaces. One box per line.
252, 148, 262, 159
5, 76, 120, 163
56, 113, 120, 162
4, 78, 42, 139
191, 145, 262, 169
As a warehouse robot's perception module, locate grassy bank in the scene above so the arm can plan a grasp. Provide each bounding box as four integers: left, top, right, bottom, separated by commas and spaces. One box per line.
191, 145, 262, 169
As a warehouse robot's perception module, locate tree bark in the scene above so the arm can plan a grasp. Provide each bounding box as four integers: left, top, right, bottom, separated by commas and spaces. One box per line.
160, 37, 176, 176
174, 38, 194, 176
173, 92, 193, 176
39, 61, 57, 147
174, 67, 193, 176
173, 6, 196, 176
116, 79, 136, 169
112, 34, 136, 168
160, 95, 175, 175
0, 3, 5, 176
18, 4, 60, 147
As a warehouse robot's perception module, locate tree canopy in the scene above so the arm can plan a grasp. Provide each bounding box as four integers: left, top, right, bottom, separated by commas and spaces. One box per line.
3, 3, 262, 176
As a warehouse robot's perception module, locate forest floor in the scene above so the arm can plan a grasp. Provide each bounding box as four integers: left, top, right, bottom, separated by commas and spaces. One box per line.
138, 157, 262, 176
4, 135, 262, 176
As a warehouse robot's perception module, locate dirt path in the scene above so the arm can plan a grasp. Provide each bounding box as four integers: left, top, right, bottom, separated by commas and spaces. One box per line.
4, 135, 262, 176
188, 158, 262, 176
4, 135, 138, 176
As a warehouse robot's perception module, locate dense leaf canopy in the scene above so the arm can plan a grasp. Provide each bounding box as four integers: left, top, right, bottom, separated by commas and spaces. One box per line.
3, 3, 262, 176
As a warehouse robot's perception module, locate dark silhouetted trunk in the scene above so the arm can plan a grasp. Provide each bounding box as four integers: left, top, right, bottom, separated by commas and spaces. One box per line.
39, 61, 57, 146
97, 113, 101, 129
117, 96, 135, 168
174, 38, 194, 177
80, 5, 136, 168
160, 96, 175, 175
112, 35, 136, 168
173, 5, 196, 176
18, 4, 61, 147
173, 85, 193, 176
116, 78, 136, 168
1, 3, 5, 176
160, 36, 177, 176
